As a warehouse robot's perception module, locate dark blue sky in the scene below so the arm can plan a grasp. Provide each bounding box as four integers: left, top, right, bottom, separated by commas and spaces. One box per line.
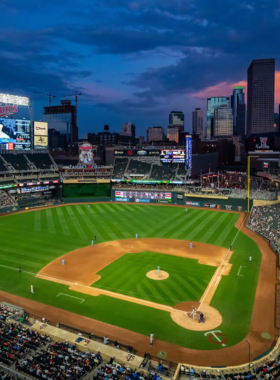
1, 0, 280, 137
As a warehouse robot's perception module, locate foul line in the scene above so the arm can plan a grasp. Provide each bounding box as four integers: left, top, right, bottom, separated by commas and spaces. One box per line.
56, 293, 85, 304
199, 214, 247, 310
237, 266, 247, 277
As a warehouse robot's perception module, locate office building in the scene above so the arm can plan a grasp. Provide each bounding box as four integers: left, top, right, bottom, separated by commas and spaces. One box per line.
247, 58, 275, 136
169, 111, 184, 131
207, 97, 230, 138
87, 131, 119, 147
121, 122, 136, 137
213, 105, 233, 137
167, 126, 180, 143
147, 126, 163, 142
231, 87, 245, 136
192, 108, 204, 137
44, 100, 78, 148
275, 112, 279, 132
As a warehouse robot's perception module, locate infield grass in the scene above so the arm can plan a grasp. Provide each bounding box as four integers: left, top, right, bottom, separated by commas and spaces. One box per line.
0, 204, 262, 350
93, 251, 216, 306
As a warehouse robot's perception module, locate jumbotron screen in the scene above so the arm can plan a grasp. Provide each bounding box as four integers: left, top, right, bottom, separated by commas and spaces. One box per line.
0, 118, 31, 151
160, 149, 185, 163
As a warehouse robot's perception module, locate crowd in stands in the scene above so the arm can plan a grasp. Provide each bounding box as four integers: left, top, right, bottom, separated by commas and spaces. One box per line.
0, 368, 18, 379
247, 205, 280, 249
0, 305, 24, 322
17, 340, 102, 379
0, 321, 50, 365
0, 190, 16, 208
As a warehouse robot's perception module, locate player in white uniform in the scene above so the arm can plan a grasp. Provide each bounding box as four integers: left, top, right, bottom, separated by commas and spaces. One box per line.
157, 266, 160, 274
149, 332, 154, 347
136, 233, 138, 239
91, 240, 94, 245
190, 242, 193, 249
190, 307, 196, 319
31, 285, 34, 294
62, 259, 65, 266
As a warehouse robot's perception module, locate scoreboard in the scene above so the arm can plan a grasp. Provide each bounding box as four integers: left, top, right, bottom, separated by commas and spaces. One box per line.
115, 190, 171, 202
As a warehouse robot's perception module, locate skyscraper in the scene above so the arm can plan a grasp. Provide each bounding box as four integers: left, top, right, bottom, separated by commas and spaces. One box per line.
192, 108, 203, 137
213, 105, 233, 137
121, 122, 136, 137
231, 87, 245, 135
147, 126, 163, 142
247, 58, 275, 136
167, 126, 180, 143
206, 97, 230, 138
169, 111, 184, 131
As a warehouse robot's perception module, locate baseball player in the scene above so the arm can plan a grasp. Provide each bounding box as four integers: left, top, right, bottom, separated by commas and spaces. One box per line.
62, 259, 65, 266
249, 256, 252, 262
18, 266, 21, 273
157, 266, 160, 274
190, 306, 196, 319
95, 235, 97, 240
31, 285, 34, 294
185, 208, 188, 212
91, 240, 94, 246
149, 332, 154, 347
136, 233, 138, 239
190, 242, 193, 249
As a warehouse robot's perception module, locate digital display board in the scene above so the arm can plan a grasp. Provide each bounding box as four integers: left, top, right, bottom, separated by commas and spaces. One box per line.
185, 136, 192, 173
160, 149, 185, 163
0, 118, 31, 151
115, 190, 171, 200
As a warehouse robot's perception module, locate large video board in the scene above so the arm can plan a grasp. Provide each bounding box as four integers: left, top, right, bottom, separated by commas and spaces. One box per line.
185, 136, 192, 173
0, 118, 31, 151
160, 149, 185, 163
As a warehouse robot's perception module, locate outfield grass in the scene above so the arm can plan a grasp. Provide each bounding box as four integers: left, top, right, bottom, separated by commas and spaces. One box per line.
94, 251, 216, 306
0, 204, 262, 350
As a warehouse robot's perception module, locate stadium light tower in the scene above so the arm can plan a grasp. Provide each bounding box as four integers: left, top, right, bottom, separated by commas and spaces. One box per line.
247, 155, 259, 212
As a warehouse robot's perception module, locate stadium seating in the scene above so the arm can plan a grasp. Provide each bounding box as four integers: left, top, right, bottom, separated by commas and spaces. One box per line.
0, 159, 8, 172
247, 204, 280, 249
150, 164, 177, 180
25, 153, 56, 170
0, 190, 16, 208
113, 158, 128, 178
1, 154, 29, 171
126, 159, 151, 177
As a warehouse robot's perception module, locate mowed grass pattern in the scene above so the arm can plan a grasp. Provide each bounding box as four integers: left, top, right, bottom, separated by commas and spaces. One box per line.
94, 251, 216, 306
0, 204, 240, 274
0, 204, 262, 350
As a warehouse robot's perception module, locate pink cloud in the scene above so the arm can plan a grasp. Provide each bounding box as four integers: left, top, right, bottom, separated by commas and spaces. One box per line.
191, 72, 280, 111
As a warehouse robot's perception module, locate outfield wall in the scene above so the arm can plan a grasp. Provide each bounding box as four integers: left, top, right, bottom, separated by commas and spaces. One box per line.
110, 189, 251, 211
63, 183, 112, 198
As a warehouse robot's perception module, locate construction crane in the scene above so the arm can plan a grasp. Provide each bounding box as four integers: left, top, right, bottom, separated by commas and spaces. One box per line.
39, 92, 56, 106
64, 92, 82, 108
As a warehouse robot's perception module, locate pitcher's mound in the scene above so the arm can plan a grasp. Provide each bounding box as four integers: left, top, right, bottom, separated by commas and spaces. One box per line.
171, 301, 222, 331
146, 270, 169, 280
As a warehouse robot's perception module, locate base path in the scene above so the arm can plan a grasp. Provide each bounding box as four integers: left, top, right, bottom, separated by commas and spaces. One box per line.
0, 207, 278, 366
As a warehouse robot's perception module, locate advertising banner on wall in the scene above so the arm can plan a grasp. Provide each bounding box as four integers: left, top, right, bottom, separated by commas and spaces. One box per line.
34, 121, 48, 150
79, 143, 94, 164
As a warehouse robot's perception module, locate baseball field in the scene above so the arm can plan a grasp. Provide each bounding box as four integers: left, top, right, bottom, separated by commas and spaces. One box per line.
0, 203, 277, 363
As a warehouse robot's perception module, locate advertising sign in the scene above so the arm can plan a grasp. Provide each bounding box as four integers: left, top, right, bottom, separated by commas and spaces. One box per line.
34, 122, 48, 136
160, 149, 185, 163
224, 205, 233, 210
34, 135, 48, 150
186, 136, 192, 173
186, 201, 200, 206
204, 203, 220, 209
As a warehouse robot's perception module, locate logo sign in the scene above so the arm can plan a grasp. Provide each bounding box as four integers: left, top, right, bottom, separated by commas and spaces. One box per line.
34, 135, 48, 149
165, 193, 172, 199
237, 206, 243, 211
136, 199, 150, 203
177, 194, 184, 200
34, 122, 48, 136
225, 205, 232, 210
137, 150, 147, 155
255, 137, 270, 149
115, 198, 129, 202
0, 105, 18, 117
204, 203, 220, 209
186, 201, 200, 206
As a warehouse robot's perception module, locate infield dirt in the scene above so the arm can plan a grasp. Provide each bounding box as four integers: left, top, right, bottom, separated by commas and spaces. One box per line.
0, 207, 278, 366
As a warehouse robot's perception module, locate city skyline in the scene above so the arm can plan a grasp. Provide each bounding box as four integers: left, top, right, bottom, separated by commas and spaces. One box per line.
1, 1, 280, 137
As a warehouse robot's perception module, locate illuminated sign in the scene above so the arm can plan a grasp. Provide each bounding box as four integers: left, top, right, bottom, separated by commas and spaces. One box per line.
34, 121, 48, 136
185, 136, 192, 174
0, 94, 30, 106
0, 105, 18, 117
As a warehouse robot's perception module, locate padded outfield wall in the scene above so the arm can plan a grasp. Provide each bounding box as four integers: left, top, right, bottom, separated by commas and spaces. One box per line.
110, 188, 252, 211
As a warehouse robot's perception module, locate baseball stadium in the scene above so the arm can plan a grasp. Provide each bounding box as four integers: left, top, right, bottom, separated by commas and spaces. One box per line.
0, 139, 280, 380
